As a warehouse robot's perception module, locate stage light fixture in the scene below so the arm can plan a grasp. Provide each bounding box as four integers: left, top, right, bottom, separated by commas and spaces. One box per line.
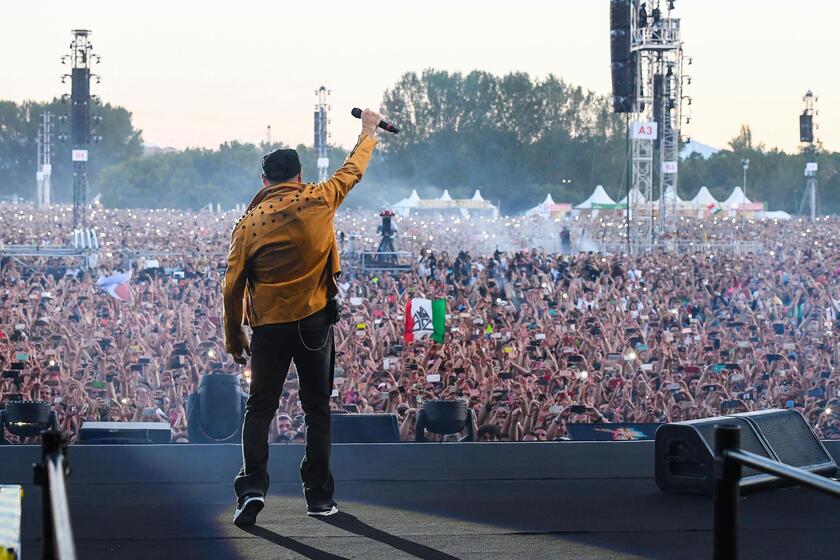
1, 401, 58, 440
415, 400, 475, 442
187, 373, 247, 444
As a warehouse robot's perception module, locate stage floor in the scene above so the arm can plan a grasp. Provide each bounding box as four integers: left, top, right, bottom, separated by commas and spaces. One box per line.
3, 442, 839, 560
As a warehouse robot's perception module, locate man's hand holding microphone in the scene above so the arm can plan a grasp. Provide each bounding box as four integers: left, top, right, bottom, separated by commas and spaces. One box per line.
360, 108, 381, 137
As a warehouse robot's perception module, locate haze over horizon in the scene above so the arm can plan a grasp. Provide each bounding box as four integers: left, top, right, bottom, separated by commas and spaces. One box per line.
5, 0, 836, 153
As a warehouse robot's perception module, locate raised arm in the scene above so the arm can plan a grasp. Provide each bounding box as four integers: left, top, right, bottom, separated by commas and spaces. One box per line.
321, 109, 380, 210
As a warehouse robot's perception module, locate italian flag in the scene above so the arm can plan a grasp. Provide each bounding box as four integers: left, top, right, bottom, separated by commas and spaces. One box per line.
404, 298, 446, 343
707, 203, 722, 215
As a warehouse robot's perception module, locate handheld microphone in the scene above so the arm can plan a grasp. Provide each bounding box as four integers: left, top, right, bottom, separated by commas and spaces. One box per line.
351, 108, 400, 134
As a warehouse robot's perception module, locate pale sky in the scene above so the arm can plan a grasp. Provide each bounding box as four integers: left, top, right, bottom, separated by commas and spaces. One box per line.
5, 1, 837, 152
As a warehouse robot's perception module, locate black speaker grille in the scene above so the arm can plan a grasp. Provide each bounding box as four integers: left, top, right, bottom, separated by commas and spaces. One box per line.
750, 412, 830, 468
694, 418, 770, 478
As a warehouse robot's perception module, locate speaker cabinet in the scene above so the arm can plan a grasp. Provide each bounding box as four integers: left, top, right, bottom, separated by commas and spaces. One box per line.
331, 413, 399, 443
655, 409, 836, 495
79, 421, 171, 444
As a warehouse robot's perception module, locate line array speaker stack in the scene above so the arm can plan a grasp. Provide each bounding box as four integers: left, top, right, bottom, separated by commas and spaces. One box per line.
610, 0, 637, 113
655, 409, 837, 495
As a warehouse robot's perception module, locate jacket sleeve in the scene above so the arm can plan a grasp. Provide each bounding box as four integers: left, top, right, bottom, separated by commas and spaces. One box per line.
222, 225, 248, 354
321, 133, 377, 210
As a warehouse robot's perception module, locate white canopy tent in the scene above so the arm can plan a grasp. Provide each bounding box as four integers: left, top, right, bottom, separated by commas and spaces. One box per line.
722, 186, 751, 208
650, 186, 686, 207
392, 189, 421, 216
618, 187, 647, 207
575, 185, 616, 209
391, 189, 499, 217
762, 210, 792, 221
526, 194, 556, 216
690, 186, 718, 208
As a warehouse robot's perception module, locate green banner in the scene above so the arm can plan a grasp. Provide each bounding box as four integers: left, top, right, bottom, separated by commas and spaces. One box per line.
432, 298, 446, 343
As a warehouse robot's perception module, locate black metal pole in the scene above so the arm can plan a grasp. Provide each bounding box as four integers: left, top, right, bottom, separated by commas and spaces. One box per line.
714, 424, 741, 560
35, 430, 63, 560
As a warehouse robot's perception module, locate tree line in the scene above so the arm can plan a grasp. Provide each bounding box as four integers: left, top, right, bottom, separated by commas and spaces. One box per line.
1, 71, 837, 213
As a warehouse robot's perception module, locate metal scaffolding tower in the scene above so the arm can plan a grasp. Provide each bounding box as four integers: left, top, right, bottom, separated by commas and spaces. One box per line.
36, 112, 53, 208
798, 90, 819, 221
61, 29, 101, 229
314, 86, 330, 182
628, 1, 685, 249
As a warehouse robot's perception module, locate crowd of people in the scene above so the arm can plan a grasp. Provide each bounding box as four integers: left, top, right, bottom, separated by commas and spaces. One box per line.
1, 202, 838, 443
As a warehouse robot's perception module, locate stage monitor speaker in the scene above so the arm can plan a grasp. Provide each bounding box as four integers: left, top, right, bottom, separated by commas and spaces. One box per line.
331, 413, 399, 443
79, 421, 171, 444
655, 409, 836, 495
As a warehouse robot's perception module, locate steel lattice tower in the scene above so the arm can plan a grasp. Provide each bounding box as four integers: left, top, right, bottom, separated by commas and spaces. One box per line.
314, 86, 330, 182
627, 1, 685, 249
798, 91, 819, 221
61, 30, 101, 229
36, 112, 53, 208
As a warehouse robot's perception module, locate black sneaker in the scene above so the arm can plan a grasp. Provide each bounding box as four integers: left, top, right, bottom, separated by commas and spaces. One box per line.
233, 494, 264, 527
306, 500, 338, 517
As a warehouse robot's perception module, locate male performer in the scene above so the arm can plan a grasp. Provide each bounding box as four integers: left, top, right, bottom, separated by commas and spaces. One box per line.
224, 108, 380, 526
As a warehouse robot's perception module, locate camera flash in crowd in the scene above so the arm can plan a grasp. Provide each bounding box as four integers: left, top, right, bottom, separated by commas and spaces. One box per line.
207, 349, 216, 358
120, 398, 128, 404
49, 359, 56, 367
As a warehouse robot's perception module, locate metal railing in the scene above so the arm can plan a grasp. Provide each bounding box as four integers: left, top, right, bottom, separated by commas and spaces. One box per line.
33, 430, 76, 560
713, 424, 840, 560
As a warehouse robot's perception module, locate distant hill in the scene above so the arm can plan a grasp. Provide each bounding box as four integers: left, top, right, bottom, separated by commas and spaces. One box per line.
680, 140, 720, 159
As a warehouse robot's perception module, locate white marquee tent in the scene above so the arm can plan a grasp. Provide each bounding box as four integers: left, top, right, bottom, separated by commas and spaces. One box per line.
575, 185, 617, 209
722, 186, 751, 208
690, 186, 718, 208
391, 189, 499, 217
618, 187, 647, 207
526, 194, 556, 216
392, 189, 421, 216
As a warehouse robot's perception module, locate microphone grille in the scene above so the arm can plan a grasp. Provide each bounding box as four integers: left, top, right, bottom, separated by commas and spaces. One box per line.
350, 107, 362, 118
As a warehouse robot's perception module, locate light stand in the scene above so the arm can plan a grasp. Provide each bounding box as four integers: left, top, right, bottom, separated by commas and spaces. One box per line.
741, 158, 750, 199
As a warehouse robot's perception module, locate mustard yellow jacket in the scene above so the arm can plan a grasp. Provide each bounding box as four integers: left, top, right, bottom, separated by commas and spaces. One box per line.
222, 133, 377, 354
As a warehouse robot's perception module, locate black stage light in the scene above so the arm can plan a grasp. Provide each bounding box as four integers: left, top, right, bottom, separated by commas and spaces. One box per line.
1, 401, 58, 442
415, 400, 475, 442
186, 372, 247, 444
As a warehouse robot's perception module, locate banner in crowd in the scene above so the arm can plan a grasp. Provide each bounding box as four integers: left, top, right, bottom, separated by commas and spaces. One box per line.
565, 423, 661, 441
96, 270, 132, 302
404, 297, 446, 343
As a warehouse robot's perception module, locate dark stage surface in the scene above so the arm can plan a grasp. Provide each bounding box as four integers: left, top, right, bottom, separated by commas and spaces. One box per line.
2, 441, 839, 560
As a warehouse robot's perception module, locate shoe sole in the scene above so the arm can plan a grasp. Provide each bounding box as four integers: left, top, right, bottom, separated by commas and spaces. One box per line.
306, 505, 339, 517
233, 498, 264, 527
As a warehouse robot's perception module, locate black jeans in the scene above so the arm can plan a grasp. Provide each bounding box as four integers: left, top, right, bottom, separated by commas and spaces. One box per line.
234, 307, 335, 505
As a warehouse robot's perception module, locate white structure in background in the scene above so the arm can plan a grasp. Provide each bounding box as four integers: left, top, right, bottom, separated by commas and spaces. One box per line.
36, 112, 53, 208
575, 185, 617, 209
526, 193, 556, 216
392, 189, 421, 216
690, 186, 718, 208
390, 189, 498, 217
618, 187, 647, 208
314, 86, 330, 182
722, 186, 751, 209
763, 211, 792, 221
